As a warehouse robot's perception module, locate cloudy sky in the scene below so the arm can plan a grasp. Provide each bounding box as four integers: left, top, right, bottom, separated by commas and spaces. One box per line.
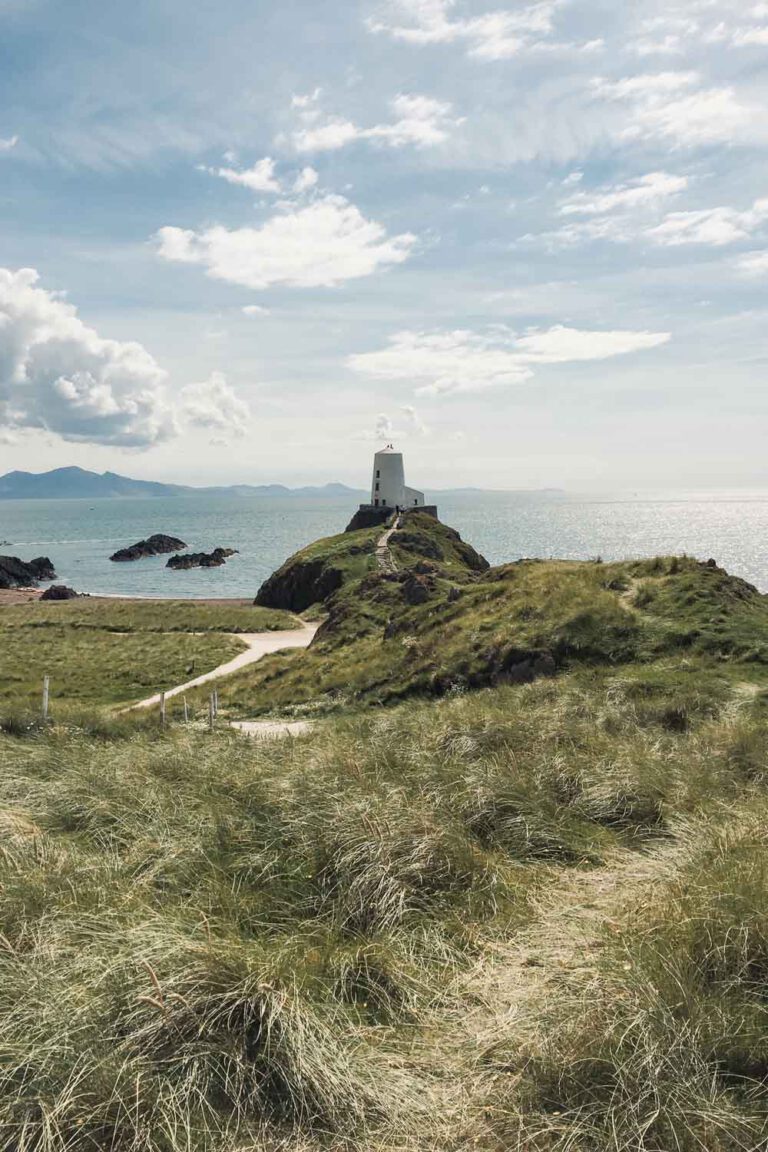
0, 0, 766, 490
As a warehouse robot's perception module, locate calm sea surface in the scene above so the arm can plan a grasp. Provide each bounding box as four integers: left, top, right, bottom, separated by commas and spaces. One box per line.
1, 491, 767, 597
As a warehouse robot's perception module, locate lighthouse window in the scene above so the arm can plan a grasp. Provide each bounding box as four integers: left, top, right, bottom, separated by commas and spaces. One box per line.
376, 470, 380, 478
375, 482, 380, 492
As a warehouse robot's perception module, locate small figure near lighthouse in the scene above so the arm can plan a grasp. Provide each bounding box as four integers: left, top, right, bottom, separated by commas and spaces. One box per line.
346, 445, 438, 531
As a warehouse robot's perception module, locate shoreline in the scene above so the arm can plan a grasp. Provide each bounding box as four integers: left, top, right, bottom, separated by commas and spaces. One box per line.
0, 589, 255, 607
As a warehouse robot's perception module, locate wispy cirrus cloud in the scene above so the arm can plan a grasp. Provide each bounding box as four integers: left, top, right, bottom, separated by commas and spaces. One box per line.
367, 0, 567, 59
645, 198, 768, 246
156, 195, 416, 289
559, 171, 688, 217
0, 135, 18, 153
735, 250, 768, 276
291, 92, 461, 152
349, 325, 670, 396
523, 180, 768, 250
593, 71, 756, 146
205, 156, 281, 193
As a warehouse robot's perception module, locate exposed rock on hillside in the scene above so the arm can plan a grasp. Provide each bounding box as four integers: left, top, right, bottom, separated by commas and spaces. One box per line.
255, 533, 378, 612
167, 548, 238, 570
110, 534, 186, 562
0, 555, 56, 589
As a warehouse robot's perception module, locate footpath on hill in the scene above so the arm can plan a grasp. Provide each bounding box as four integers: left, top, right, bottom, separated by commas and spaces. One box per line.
408, 825, 707, 1146
127, 622, 318, 711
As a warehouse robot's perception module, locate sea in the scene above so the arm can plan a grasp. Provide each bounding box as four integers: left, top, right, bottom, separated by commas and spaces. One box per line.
1, 490, 767, 598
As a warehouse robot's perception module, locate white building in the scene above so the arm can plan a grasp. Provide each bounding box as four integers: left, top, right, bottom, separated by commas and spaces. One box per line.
370, 444, 425, 510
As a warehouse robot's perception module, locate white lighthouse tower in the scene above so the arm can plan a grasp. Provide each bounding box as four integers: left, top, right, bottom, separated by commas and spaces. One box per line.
371, 444, 425, 510
346, 443, 435, 531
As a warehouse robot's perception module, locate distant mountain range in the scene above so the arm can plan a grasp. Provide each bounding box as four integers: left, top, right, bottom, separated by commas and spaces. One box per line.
0, 467, 566, 501
0, 467, 366, 501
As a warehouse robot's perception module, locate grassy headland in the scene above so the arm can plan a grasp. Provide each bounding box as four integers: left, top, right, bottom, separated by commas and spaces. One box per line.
205, 514, 768, 718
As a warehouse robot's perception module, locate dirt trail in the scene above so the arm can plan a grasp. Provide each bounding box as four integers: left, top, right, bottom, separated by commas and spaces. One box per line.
375, 515, 402, 574
412, 831, 698, 1145
127, 623, 317, 711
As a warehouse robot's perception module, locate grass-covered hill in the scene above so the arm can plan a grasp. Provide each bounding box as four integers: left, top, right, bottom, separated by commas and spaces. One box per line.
208, 513, 768, 718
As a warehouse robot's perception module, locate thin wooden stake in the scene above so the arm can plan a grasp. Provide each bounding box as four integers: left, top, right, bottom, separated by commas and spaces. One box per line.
209, 694, 215, 733
213, 688, 219, 718
183, 696, 189, 724
42, 675, 50, 721
160, 692, 166, 728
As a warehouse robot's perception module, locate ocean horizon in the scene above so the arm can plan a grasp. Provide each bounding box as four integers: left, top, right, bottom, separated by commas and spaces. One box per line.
2, 488, 767, 598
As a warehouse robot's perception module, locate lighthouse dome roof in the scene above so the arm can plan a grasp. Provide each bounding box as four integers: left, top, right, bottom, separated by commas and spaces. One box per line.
375, 443, 399, 455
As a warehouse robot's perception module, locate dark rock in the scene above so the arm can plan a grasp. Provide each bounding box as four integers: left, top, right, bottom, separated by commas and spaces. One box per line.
256, 558, 346, 612
166, 548, 238, 570
0, 554, 58, 589
401, 574, 433, 605
345, 506, 393, 532
447, 586, 462, 603
110, 534, 186, 562
27, 556, 56, 581
40, 584, 80, 601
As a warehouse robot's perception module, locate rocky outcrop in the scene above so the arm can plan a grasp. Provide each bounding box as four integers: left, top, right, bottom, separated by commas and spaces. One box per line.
0, 555, 57, 589
40, 584, 80, 601
395, 518, 489, 573
166, 548, 238, 570
110, 534, 186, 562
345, 507, 393, 533
256, 557, 346, 612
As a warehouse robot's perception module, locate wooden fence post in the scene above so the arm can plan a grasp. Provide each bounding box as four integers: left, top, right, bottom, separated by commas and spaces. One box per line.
213, 689, 219, 718
160, 692, 166, 728
42, 676, 50, 721
209, 694, 215, 733
183, 696, 189, 724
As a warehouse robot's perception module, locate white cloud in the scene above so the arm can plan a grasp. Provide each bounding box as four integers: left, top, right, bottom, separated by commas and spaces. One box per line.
368, 0, 565, 59
363, 405, 429, 440
524, 172, 689, 248
594, 71, 756, 146
293, 166, 319, 193
0, 135, 18, 153
645, 198, 768, 246
207, 156, 281, 193
180, 371, 250, 441
528, 186, 768, 251
0, 268, 253, 448
732, 25, 768, 44
156, 195, 416, 289
292, 93, 459, 152
736, 250, 768, 276
242, 304, 271, 316
401, 403, 430, 435
559, 171, 688, 216
0, 267, 175, 446
376, 412, 394, 439
349, 324, 670, 396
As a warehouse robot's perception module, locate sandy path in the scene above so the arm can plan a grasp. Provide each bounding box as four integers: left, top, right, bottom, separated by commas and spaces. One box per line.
128, 623, 317, 711
411, 830, 700, 1145
230, 719, 314, 739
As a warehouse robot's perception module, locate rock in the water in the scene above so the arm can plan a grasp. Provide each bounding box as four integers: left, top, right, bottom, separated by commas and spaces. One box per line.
40, 584, 80, 601
0, 555, 57, 589
166, 548, 238, 570
110, 534, 186, 562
